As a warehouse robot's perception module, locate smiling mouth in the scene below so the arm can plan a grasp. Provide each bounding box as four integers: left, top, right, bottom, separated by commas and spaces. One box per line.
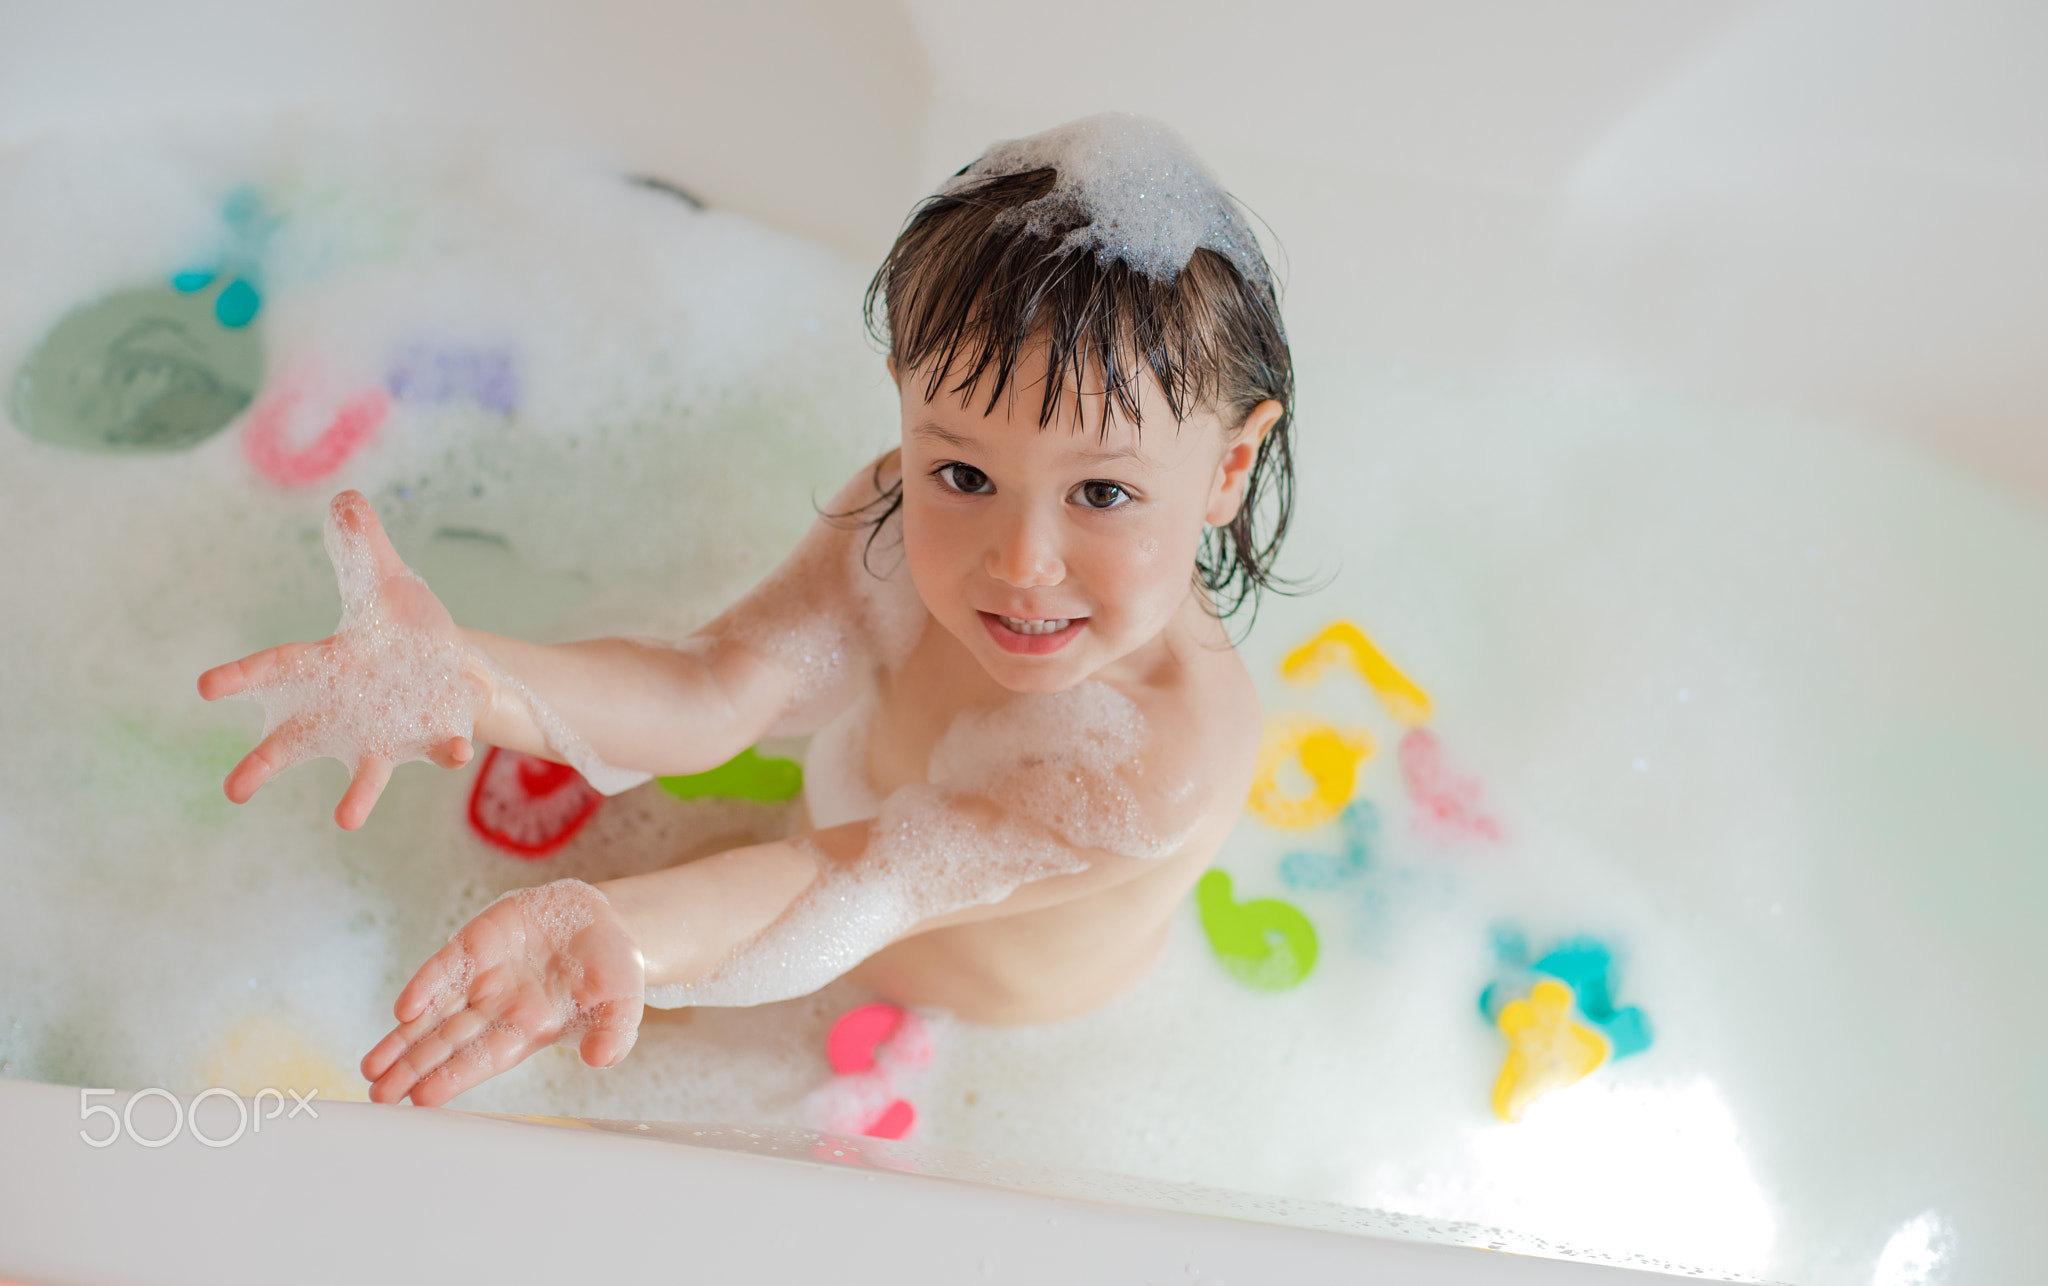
980, 612, 1087, 655
997, 614, 1068, 635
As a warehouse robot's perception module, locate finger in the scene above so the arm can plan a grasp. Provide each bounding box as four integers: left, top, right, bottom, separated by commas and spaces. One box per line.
580, 1025, 638, 1069
335, 754, 395, 830
197, 641, 318, 701
223, 716, 317, 803
361, 1011, 456, 1086
365, 955, 490, 1083
364, 990, 464, 1083
428, 736, 474, 770
409, 1022, 536, 1108
329, 490, 410, 583
367, 1006, 491, 1105
362, 1024, 414, 1085
393, 940, 483, 1024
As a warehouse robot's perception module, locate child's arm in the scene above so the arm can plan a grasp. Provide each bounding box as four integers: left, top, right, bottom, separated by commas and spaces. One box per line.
201, 467, 900, 828
361, 720, 1231, 1105
455, 452, 906, 773
358, 819, 1163, 1107
361, 829, 849, 1107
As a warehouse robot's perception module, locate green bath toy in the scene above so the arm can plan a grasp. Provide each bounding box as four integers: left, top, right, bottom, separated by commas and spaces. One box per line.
9, 281, 263, 452
657, 746, 804, 802
1196, 869, 1319, 991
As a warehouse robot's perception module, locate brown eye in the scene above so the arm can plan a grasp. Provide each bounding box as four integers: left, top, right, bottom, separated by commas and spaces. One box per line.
940, 464, 992, 494
1076, 479, 1129, 510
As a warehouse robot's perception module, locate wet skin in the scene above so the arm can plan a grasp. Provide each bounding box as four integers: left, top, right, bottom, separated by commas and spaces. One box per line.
202, 352, 1280, 1105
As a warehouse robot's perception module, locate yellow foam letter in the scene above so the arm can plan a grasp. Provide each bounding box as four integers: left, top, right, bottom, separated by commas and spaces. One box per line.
1247, 717, 1373, 830
1491, 979, 1609, 1123
1282, 621, 1433, 727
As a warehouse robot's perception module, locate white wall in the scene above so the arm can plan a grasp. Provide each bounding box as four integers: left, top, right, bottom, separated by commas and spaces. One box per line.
0, 0, 930, 257
906, 0, 2048, 506
4, 0, 2043, 502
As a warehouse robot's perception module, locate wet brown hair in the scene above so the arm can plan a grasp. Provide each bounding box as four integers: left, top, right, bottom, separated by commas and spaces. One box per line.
854, 165, 1297, 621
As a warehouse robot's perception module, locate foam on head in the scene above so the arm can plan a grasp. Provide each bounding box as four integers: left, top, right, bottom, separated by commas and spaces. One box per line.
8, 113, 2037, 1280
939, 112, 1265, 287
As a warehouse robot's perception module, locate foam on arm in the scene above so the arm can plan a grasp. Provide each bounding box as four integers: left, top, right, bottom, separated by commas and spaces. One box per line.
235, 498, 653, 797
644, 682, 1185, 1008
698, 458, 926, 737
235, 502, 481, 780
464, 650, 652, 796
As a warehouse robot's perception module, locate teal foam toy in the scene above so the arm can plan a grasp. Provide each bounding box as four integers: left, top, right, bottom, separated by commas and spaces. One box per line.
1279, 799, 1376, 891
1278, 799, 1427, 949
170, 187, 278, 330
1196, 869, 1319, 991
657, 746, 804, 802
9, 280, 264, 452
1479, 927, 1653, 1060
10, 186, 277, 452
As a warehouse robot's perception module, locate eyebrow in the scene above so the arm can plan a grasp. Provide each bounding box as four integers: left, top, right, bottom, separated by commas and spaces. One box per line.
1068, 442, 1144, 465
912, 420, 1147, 467
912, 421, 973, 449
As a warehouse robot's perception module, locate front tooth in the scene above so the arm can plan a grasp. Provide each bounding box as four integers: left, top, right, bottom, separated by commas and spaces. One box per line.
1003, 616, 1067, 635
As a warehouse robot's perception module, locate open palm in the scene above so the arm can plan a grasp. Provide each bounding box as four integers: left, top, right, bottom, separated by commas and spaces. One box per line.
198, 490, 479, 830
361, 880, 646, 1105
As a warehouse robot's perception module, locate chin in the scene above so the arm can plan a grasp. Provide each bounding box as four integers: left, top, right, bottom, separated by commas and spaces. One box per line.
984, 660, 1089, 694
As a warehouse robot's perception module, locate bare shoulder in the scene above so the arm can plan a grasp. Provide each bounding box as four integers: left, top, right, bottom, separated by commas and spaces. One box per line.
699, 450, 919, 732
1106, 623, 1263, 846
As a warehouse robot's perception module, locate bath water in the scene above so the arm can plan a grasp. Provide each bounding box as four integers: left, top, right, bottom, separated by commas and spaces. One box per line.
1, 119, 2042, 1285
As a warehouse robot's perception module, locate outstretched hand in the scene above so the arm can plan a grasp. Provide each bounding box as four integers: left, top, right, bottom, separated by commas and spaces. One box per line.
362, 879, 646, 1106
198, 490, 481, 830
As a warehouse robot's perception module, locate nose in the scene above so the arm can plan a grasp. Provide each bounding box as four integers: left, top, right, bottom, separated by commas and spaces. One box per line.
986, 505, 1065, 589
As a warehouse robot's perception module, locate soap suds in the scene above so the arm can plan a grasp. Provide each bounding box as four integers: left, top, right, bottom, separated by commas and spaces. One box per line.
803, 687, 883, 829
940, 112, 1266, 286
236, 501, 478, 773
647, 682, 1175, 1008
4, 115, 2036, 1285
238, 497, 649, 796
423, 879, 638, 1065
714, 467, 927, 737
471, 655, 651, 797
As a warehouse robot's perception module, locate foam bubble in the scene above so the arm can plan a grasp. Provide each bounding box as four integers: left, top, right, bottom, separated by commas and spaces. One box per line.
237, 504, 477, 771
4, 112, 2042, 1284
470, 654, 651, 797
648, 682, 1170, 1008
430, 879, 629, 1068
715, 474, 927, 736
237, 500, 648, 796
941, 112, 1266, 285
929, 680, 1174, 860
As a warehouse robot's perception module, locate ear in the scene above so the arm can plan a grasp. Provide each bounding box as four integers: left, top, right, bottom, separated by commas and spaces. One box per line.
886, 355, 900, 384
1205, 400, 1284, 527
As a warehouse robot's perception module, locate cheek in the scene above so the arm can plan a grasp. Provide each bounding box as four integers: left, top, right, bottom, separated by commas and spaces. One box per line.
900, 498, 970, 605
1089, 514, 1201, 621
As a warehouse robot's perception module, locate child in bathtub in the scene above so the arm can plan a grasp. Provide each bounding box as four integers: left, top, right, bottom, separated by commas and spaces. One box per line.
198, 114, 1296, 1107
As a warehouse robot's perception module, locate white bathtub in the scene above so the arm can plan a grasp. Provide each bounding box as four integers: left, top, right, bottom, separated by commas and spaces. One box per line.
1, 3, 2041, 1283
